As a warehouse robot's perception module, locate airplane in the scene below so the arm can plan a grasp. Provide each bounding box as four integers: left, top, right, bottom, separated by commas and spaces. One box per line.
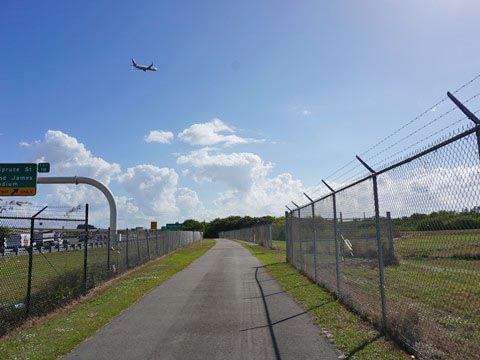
131, 58, 157, 72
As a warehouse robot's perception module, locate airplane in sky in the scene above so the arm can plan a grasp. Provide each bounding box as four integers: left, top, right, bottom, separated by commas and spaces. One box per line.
131, 58, 157, 72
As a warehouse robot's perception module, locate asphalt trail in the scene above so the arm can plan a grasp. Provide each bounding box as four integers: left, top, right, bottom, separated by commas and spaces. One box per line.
63, 239, 341, 360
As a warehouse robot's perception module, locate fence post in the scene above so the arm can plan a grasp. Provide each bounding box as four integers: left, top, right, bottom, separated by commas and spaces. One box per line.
339, 212, 343, 256
136, 232, 140, 263
386, 211, 395, 262
156, 230, 159, 256
291, 202, 302, 271
373, 175, 387, 333
146, 230, 150, 259
25, 217, 35, 319
364, 212, 368, 254
334, 195, 341, 295
161, 232, 165, 255
322, 180, 341, 296
125, 229, 129, 268
107, 227, 111, 276
268, 223, 273, 249
83, 204, 89, 295
304, 193, 317, 284
25, 206, 47, 319
284, 210, 289, 262
356, 155, 387, 334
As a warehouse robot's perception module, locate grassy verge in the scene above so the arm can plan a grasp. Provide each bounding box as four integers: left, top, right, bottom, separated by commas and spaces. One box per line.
272, 240, 286, 250
294, 231, 480, 358
0, 239, 215, 360
241, 242, 409, 360
0, 247, 109, 304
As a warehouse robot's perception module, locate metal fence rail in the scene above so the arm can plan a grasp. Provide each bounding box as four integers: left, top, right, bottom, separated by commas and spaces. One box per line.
220, 224, 273, 248
286, 92, 480, 359
0, 205, 203, 336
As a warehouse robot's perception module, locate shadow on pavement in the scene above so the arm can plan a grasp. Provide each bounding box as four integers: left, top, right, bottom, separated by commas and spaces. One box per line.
344, 334, 383, 359
243, 283, 314, 300
242, 266, 336, 360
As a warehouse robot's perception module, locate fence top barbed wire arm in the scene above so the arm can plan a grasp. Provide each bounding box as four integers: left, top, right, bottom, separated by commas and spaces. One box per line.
321, 180, 335, 193
306, 74, 480, 190
448, 91, 480, 125
289, 88, 480, 210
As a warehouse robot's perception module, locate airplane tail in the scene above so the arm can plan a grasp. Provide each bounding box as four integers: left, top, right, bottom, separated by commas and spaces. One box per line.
131, 58, 137, 66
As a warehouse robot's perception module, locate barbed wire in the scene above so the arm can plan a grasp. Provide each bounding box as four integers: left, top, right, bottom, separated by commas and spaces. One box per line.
288, 73, 480, 208
345, 76, 479, 175
372, 111, 478, 170
360, 73, 480, 158
365, 91, 480, 165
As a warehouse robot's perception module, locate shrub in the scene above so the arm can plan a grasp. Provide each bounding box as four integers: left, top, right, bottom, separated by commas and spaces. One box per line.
387, 306, 422, 349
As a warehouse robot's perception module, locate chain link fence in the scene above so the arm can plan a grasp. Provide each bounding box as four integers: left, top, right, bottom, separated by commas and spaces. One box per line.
286, 124, 480, 358
220, 224, 274, 248
0, 204, 202, 336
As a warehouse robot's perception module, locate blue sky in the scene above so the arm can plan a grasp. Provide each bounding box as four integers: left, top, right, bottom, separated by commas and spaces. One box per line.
1, 1, 480, 227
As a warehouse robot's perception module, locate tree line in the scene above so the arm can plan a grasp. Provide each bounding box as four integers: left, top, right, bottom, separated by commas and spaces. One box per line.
181, 216, 285, 238
182, 206, 480, 239
393, 207, 480, 231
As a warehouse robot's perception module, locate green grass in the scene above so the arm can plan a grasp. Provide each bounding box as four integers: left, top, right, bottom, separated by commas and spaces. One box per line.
0, 239, 174, 334
241, 241, 409, 360
0, 247, 109, 305
272, 240, 286, 250
289, 229, 480, 359
396, 230, 480, 259
0, 239, 215, 360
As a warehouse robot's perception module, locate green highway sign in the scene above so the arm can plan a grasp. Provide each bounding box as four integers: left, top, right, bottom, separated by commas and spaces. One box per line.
38, 162, 50, 173
0, 163, 37, 196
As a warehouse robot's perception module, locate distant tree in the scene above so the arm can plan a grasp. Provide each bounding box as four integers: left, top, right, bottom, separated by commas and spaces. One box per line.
202, 215, 278, 238
182, 219, 205, 232
0, 226, 10, 240
392, 209, 480, 231
76, 224, 96, 230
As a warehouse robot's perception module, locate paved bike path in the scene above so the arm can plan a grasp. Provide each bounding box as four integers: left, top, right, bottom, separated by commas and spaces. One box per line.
64, 239, 341, 360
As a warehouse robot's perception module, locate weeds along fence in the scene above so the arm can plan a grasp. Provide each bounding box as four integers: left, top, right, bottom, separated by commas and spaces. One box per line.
220, 224, 275, 248
286, 91, 480, 359
0, 205, 202, 336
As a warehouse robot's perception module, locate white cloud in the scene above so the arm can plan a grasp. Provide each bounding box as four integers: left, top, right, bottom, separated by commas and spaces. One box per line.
117, 164, 203, 222
177, 148, 269, 191
177, 148, 303, 216
19, 141, 31, 147
302, 110, 312, 116
18, 130, 122, 227
178, 118, 264, 147
377, 165, 480, 217
19, 130, 207, 227
27, 130, 121, 183
296, 164, 480, 220
144, 130, 174, 144
117, 165, 178, 216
